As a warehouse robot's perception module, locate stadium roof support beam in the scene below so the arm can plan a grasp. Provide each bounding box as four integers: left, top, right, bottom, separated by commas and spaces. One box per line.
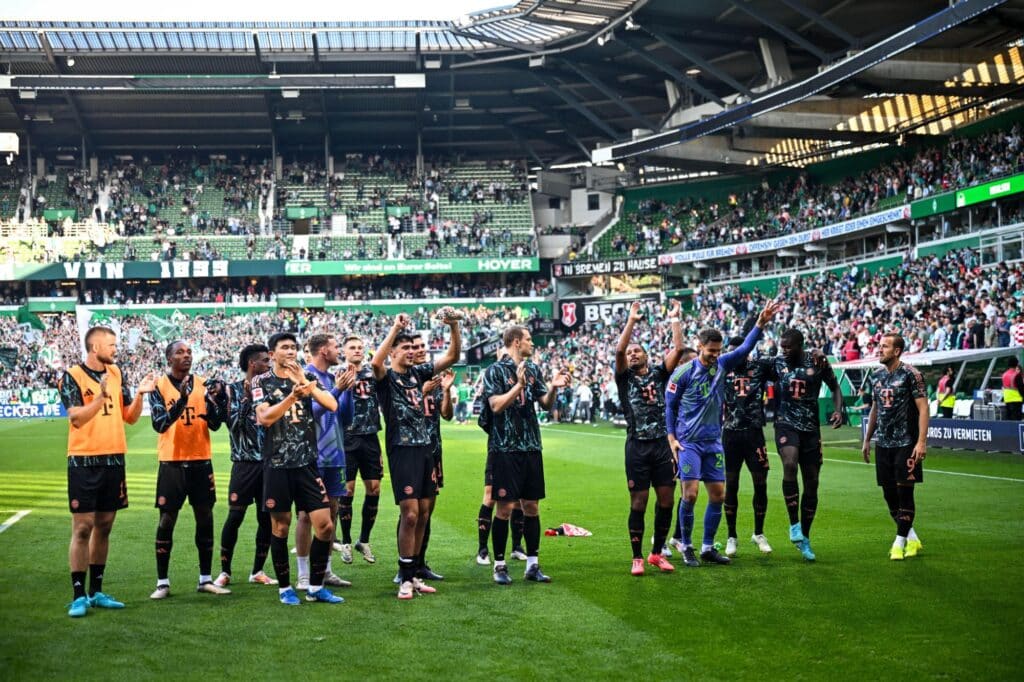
776, 0, 859, 48
510, 95, 593, 158
560, 61, 657, 131
529, 72, 619, 139
618, 35, 726, 107
35, 31, 93, 153
641, 28, 754, 98
593, 0, 1010, 162
728, 0, 829, 62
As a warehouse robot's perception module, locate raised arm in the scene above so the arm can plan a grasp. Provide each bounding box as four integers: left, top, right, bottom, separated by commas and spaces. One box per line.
663, 299, 684, 372
720, 299, 782, 371
537, 370, 567, 411
371, 313, 410, 381
433, 310, 463, 374
615, 301, 644, 374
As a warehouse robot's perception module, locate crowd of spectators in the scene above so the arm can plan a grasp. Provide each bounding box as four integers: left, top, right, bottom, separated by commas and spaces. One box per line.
603, 124, 1024, 258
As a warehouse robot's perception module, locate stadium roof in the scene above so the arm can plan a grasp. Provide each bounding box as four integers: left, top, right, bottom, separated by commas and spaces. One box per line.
833, 347, 1022, 370
1, 0, 1022, 168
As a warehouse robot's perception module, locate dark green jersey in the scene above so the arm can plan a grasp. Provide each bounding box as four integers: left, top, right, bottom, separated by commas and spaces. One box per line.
346, 365, 380, 436
481, 357, 548, 453
869, 363, 926, 448
615, 363, 669, 440
251, 370, 320, 469
768, 355, 835, 433
723, 358, 769, 431
376, 363, 435, 452
225, 379, 262, 462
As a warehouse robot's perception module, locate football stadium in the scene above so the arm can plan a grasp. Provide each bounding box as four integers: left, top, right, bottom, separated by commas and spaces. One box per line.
0, 0, 1023, 678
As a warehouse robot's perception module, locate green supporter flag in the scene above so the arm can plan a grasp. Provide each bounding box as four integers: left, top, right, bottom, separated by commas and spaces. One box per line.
16, 305, 44, 331
147, 314, 181, 342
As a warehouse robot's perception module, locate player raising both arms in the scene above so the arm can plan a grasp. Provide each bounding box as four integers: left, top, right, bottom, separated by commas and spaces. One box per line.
767, 328, 843, 562
861, 333, 928, 561
615, 299, 685, 576
665, 300, 781, 568
371, 311, 461, 600
60, 326, 156, 617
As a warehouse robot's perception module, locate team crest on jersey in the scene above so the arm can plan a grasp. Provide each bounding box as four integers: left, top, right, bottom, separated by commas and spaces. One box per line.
70, 498, 79, 510
667, 382, 677, 393
627, 479, 635, 489
561, 302, 577, 328
265, 498, 276, 509
806, 368, 815, 376
403, 486, 414, 495
251, 387, 264, 401
779, 436, 787, 444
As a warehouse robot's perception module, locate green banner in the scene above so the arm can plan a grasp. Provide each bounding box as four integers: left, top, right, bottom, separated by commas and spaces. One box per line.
0, 260, 286, 282
910, 192, 957, 220
42, 208, 77, 221
956, 172, 1024, 208
285, 256, 539, 276
285, 206, 320, 220
277, 293, 326, 309
386, 206, 412, 217
26, 297, 77, 313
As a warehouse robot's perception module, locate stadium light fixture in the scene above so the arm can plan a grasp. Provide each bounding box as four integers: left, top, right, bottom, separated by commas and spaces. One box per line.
529, 55, 546, 68
686, 67, 700, 76
282, 89, 300, 99
625, 17, 639, 31
424, 57, 443, 69
66, 57, 75, 67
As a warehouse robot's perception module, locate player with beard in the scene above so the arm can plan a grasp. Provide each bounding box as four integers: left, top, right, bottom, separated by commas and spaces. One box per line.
59, 326, 156, 617
372, 311, 461, 599
861, 333, 928, 560
339, 334, 382, 565
213, 344, 279, 588
149, 340, 229, 599
615, 300, 685, 576
254, 332, 343, 605
767, 328, 844, 562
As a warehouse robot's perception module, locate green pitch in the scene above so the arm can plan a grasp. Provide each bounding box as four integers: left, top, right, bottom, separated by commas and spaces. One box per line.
0, 419, 1021, 680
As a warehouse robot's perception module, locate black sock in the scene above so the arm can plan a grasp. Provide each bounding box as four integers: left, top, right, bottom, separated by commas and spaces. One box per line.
782, 479, 800, 526
88, 563, 105, 596
309, 537, 330, 588
398, 556, 416, 583
156, 526, 174, 581
418, 517, 432, 566
882, 483, 900, 528
672, 499, 683, 541
220, 508, 245, 575
477, 504, 493, 553
339, 497, 354, 545
524, 514, 541, 557
270, 534, 291, 588
801, 487, 818, 539
253, 510, 271, 575
72, 570, 87, 599
724, 474, 739, 538
752, 480, 768, 536
511, 508, 525, 549
628, 509, 644, 559
896, 485, 916, 537
359, 495, 379, 544
195, 513, 215, 578
652, 504, 672, 555
492, 516, 510, 562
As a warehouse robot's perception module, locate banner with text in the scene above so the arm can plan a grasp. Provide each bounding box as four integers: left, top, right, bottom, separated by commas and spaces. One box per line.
863, 417, 1023, 454
0, 260, 287, 282
559, 294, 661, 331
658, 206, 909, 266
285, 257, 539, 276
0, 387, 67, 419
553, 256, 661, 278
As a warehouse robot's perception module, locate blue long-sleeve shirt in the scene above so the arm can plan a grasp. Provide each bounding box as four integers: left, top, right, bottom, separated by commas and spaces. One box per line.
665, 325, 762, 443
305, 363, 355, 468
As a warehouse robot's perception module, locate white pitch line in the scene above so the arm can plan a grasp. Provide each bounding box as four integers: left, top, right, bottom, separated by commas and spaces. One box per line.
543, 427, 1024, 484
0, 509, 31, 534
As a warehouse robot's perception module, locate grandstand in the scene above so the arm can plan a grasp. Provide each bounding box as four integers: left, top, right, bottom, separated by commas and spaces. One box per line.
0, 1, 1023, 678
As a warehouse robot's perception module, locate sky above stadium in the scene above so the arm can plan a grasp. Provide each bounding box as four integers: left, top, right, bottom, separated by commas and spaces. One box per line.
2, 0, 502, 21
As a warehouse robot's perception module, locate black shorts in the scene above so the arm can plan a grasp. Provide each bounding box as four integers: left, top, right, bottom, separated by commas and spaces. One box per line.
155, 460, 216, 511
875, 445, 923, 486
774, 424, 823, 469
724, 428, 770, 475
491, 450, 545, 502
433, 447, 444, 492
625, 437, 676, 490
227, 460, 264, 508
68, 459, 127, 513
263, 463, 330, 514
344, 433, 384, 482
386, 445, 437, 504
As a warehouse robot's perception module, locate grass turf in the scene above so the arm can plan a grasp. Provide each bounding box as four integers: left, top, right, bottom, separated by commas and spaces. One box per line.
0, 419, 1021, 680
